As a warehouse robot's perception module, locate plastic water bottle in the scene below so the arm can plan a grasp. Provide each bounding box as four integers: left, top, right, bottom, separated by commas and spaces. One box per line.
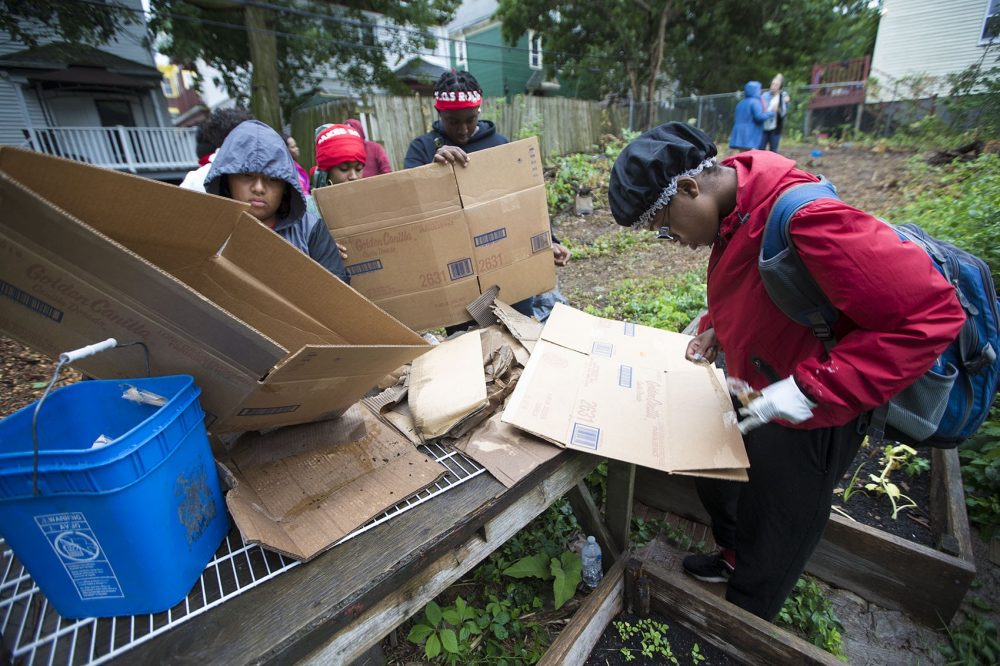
581, 536, 603, 590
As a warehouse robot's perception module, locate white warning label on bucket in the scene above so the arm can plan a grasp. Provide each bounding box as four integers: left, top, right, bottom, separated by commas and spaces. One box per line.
35, 512, 124, 601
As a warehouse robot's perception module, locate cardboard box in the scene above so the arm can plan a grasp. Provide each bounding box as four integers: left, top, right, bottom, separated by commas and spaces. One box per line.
0, 147, 429, 431
502, 304, 749, 480
315, 138, 556, 331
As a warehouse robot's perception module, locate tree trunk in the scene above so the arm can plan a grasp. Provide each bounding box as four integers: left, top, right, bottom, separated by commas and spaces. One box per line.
245, 4, 282, 130
644, 1, 672, 130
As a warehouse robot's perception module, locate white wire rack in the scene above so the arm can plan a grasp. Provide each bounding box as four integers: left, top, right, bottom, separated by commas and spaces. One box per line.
0, 440, 486, 665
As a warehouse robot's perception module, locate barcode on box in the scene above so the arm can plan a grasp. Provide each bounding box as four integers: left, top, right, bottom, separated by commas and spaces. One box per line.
592, 341, 614, 357
623, 322, 636, 337
448, 258, 474, 280
530, 231, 551, 254
570, 423, 601, 450
618, 365, 633, 388
346, 259, 383, 276
474, 228, 507, 247
0, 279, 64, 322
238, 404, 300, 416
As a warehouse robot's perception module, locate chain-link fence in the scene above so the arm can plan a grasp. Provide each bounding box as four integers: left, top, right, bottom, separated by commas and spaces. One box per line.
626, 92, 742, 143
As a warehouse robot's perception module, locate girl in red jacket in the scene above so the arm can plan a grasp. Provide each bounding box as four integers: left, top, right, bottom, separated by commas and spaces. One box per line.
608, 122, 965, 621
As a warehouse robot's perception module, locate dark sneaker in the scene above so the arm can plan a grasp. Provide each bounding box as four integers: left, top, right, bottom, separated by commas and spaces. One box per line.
682, 551, 734, 583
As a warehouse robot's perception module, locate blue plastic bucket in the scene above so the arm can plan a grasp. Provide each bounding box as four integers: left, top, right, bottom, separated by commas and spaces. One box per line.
0, 375, 229, 618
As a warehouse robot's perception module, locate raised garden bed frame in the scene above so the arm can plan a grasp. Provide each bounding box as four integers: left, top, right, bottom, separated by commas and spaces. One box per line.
540, 556, 842, 665
634, 447, 976, 626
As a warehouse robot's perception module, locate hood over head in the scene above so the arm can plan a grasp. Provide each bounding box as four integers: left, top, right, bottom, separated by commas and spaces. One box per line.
743, 80, 763, 98
204, 119, 305, 224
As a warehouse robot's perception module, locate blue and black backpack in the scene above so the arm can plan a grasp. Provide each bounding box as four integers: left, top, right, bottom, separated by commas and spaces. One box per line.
759, 177, 1000, 448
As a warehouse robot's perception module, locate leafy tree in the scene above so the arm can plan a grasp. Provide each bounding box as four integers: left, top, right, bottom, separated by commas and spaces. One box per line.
496, 0, 881, 109
496, 0, 677, 109
149, 0, 459, 129
1, 0, 139, 48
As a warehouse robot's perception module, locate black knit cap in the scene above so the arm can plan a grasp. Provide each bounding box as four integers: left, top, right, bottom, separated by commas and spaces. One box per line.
609, 122, 718, 228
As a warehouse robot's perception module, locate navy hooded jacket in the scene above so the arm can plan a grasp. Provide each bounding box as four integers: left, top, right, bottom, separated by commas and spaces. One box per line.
205, 120, 350, 284
403, 119, 508, 168
729, 81, 774, 151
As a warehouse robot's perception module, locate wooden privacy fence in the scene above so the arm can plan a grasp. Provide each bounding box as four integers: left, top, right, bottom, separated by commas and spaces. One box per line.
290, 95, 627, 172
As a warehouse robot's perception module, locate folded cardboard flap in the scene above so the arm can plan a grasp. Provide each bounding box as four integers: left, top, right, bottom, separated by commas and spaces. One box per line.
0, 146, 244, 271
453, 138, 543, 206
318, 162, 460, 237
0, 147, 430, 432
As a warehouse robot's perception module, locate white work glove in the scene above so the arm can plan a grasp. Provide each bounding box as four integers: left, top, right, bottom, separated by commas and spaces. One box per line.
737, 376, 817, 434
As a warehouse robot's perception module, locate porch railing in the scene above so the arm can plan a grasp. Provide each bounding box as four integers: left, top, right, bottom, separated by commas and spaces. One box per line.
22, 126, 198, 173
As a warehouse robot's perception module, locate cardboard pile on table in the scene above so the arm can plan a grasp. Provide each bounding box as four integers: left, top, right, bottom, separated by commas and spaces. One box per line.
219, 404, 446, 561
502, 304, 749, 481
0, 147, 429, 432
315, 138, 556, 331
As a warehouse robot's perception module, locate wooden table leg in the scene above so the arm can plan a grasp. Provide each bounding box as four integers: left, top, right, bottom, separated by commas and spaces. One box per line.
606, 460, 635, 555
566, 480, 620, 565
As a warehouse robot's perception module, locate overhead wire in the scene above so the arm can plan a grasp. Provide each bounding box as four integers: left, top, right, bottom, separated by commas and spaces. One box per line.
67, 0, 619, 70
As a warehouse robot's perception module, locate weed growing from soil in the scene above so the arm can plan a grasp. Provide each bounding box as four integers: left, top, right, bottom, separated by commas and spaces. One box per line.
939, 585, 1000, 666
585, 271, 707, 333
776, 576, 848, 660
563, 229, 657, 260
613, 618, 678, 664
864, 443, 920, 519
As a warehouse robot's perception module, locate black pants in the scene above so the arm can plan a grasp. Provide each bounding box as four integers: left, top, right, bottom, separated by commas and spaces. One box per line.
695, 417, 864, 621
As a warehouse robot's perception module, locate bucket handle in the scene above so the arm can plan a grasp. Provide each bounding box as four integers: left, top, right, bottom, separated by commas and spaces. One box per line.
31, 338, 130, 497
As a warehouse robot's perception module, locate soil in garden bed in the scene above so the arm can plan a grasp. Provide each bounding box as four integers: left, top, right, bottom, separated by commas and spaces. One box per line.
830, 441, 933, 547
584, 610, 741, 666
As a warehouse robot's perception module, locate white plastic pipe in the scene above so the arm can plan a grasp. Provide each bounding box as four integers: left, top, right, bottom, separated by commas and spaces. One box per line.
59, 338, 117, 364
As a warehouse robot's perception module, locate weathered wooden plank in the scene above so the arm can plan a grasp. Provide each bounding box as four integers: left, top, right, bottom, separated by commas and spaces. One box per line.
809, 513, 975, 625
301, 452, 601, 663
566, 481, 621, 565
634, 468, 709, 523
606, 461, 636, 554
930, 447, 973, 558
537, 557, 626, 666
124, 451, 596, 665
642, 560, 844, 666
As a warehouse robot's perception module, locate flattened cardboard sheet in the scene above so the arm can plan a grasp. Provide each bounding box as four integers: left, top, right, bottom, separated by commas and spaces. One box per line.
501, 304, 749, 479
455, 412, 561, 488
408, 332, 489, 439
222, 404, 446, 561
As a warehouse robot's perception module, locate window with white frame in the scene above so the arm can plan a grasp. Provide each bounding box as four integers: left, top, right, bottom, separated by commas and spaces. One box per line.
983, 0, 1000, 44
454, 37, 468, 69
528, 31, 542, 70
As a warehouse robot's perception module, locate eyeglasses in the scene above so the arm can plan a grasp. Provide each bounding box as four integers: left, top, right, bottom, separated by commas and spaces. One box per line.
654, 201, 675, 241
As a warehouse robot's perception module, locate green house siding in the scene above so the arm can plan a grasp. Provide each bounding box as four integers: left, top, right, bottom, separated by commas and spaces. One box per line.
453, 25, 543, 98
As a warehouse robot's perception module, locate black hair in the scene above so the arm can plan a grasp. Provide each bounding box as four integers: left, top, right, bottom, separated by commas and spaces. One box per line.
434, 70, 483, 96
195, 108, 254, 158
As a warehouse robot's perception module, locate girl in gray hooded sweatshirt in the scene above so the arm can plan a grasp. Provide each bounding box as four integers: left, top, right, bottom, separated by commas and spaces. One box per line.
205, 120, 350, 284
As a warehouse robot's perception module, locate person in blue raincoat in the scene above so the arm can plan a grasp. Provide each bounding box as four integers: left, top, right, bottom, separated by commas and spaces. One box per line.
729, 81, 774, 152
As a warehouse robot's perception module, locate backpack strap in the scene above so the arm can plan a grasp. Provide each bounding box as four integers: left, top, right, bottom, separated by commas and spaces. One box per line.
759, 177, 841, 348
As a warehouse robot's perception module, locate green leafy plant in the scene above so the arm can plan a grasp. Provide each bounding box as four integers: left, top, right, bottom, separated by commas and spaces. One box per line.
562, 229, 657, 260
959, 405, 1000, 540
840, 460, 867, 502
902, 453, 931, 477
585, 271, 707, 333
406, 598, 475, 663
630, 516, 705, 553
777, 577, 847, 660
613, 618, 679, 665
864, 443, 920, 519
502, 550, 582, 610
939, 592, 1000, 665
691, 642, 707, 663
